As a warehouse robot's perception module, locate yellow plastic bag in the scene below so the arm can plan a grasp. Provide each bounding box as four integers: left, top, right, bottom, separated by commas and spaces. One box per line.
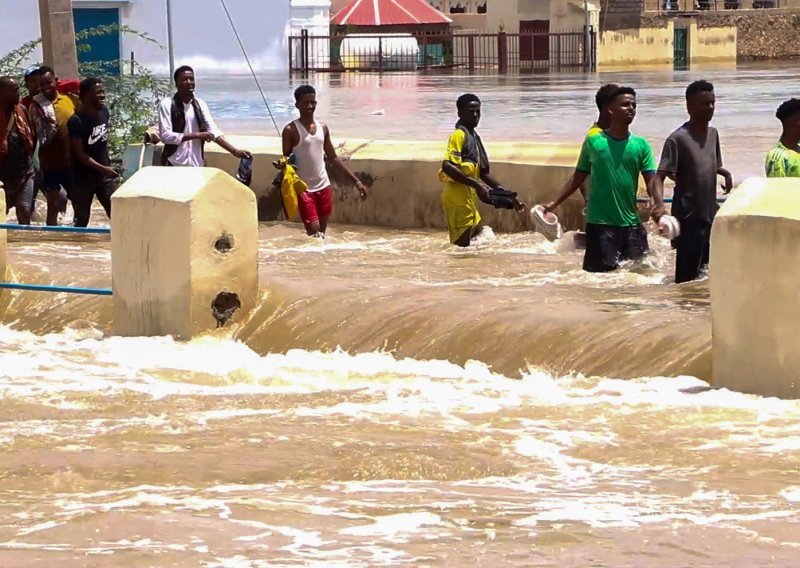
278, 157, 307, 222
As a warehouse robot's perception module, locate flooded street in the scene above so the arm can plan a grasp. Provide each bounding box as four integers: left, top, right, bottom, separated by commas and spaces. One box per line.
1, 65, 800, 566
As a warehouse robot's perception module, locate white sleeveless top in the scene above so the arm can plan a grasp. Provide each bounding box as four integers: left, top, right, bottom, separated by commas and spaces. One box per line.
292, 119, 331, 192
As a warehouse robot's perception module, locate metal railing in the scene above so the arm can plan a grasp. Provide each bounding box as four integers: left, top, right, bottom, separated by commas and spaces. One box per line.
645, 0, 780, 11
289, 29, 596, 74
0, 223, 112, 296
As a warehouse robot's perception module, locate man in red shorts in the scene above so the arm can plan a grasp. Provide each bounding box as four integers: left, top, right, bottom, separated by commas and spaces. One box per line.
281, 85, 368, 237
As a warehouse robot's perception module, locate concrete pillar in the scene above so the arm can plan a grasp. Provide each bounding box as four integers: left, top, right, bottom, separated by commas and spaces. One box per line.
711, 177, 800, 399
111, 167, 259, 339
38, 0, 79, 78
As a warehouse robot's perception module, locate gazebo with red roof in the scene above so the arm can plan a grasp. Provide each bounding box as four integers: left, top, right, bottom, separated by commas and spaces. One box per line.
331, 0, 452, 34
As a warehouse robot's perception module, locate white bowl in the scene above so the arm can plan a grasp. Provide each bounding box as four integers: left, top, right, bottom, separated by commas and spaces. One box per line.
658, 215, 681, 239
531, 205, 561, 241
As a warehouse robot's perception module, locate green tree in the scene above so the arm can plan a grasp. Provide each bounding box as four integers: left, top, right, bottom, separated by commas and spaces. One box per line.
0, 25, 170, 162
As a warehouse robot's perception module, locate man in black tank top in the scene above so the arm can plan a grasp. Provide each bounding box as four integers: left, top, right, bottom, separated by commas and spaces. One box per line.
281, 85, 368, 237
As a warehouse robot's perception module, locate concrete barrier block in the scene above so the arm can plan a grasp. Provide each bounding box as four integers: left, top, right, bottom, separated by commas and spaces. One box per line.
711, 176, 800, 398
111, 166, 258, 339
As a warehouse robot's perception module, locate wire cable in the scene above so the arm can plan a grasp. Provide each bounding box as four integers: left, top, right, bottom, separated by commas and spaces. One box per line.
219, 0, 281, 136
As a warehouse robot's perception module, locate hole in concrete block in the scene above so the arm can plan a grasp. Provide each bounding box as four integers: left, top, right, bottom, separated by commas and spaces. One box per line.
214, 233, 234, 253
212, 292, 241, 328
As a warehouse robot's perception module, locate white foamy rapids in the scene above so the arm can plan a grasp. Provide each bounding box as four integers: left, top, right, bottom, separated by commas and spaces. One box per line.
2, 326, 800, 564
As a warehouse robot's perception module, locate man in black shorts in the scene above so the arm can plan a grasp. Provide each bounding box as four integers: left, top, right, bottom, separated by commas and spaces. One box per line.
544, 87, 662, 272
652, 80, 733, 283
67, 77, 118, 227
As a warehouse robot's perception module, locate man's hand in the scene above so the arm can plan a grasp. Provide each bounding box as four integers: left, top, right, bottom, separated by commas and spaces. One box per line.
234, 149, 252, 160
355, 180, 369, 200
103, 166, 119, 180
651, 202, 666, 223
543, 201, 557, 214
720, 169, 733, 194
475, 183, 492, 204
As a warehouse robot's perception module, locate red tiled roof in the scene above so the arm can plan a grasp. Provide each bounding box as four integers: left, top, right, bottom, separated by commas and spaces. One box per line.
331, 0, 452, 26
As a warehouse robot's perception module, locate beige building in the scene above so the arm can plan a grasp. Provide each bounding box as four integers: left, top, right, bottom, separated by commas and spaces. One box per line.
424, 0, 597, 33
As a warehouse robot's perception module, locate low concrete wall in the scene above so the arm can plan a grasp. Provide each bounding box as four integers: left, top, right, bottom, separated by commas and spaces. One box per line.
711, 177, 800, 398
598, 24, 675, 68
690, 23, 737, 64
195, 136, 587, 232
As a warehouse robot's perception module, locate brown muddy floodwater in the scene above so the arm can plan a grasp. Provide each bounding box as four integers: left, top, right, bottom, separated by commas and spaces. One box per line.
1, 217, 799, 567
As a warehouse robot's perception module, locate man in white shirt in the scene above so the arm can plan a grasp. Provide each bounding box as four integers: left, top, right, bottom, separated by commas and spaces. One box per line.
158, 65, 250, 167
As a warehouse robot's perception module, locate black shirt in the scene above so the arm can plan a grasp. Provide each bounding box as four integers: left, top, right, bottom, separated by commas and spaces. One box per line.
67, 107, 110, 184
657, 124, 723, 224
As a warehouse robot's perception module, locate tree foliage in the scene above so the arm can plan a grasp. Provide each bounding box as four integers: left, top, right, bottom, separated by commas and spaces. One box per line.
0, 25, 170, 161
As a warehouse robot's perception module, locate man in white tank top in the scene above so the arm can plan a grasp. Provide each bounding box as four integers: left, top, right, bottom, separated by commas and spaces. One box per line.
281, 85, 368, 237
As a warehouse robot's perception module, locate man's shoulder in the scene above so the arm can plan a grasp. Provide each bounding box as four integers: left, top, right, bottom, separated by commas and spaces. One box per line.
31, 93, 49, 107
448, 127, 466, 141
766, 142, 784, 156
53, 93, 75, 111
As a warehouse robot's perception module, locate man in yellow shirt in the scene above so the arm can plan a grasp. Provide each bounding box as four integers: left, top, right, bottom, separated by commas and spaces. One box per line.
28, 66, 74, 225
440, 93, 524, 246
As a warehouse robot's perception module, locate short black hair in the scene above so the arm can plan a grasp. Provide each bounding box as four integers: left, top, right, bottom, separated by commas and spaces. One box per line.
457, 93, 480, 111
595, 84, 619, 111
609, 86, 636, 104
776, 98, 800, 123
38, 65, 55, 77
294, 85, 316, 102
79, 77, 102, 98
173, 65, 194, 84
686, 80, 714, 100
0, 76, 15, 90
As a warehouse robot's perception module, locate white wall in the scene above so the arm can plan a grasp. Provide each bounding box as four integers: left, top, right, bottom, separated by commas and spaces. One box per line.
0, 0, 291, 75
0, 1, 43, 65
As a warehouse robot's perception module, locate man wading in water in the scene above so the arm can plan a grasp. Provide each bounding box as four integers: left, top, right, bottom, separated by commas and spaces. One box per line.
440, 93, 525, 247
158, 65, 250, 167
281, 85, 368, 238
765, 98, 800, 178
651, 80, 733, 283
544, 87, 663, 272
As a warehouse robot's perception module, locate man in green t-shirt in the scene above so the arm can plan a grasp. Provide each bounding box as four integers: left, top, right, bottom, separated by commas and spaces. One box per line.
765, 98, 800, 178
543, 86, 664, 272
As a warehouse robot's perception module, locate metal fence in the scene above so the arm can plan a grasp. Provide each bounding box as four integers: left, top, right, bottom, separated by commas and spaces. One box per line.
289, 30, 596, 74
645, 0, 780, 10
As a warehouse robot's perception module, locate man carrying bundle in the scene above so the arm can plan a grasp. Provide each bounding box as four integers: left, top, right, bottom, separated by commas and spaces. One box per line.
439, 93, 526, 247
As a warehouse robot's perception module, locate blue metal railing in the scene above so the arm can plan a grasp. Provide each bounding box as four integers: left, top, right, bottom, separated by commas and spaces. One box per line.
0, 223, 110, 235
0, 223, 112, 296
0, 283, 112, 296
